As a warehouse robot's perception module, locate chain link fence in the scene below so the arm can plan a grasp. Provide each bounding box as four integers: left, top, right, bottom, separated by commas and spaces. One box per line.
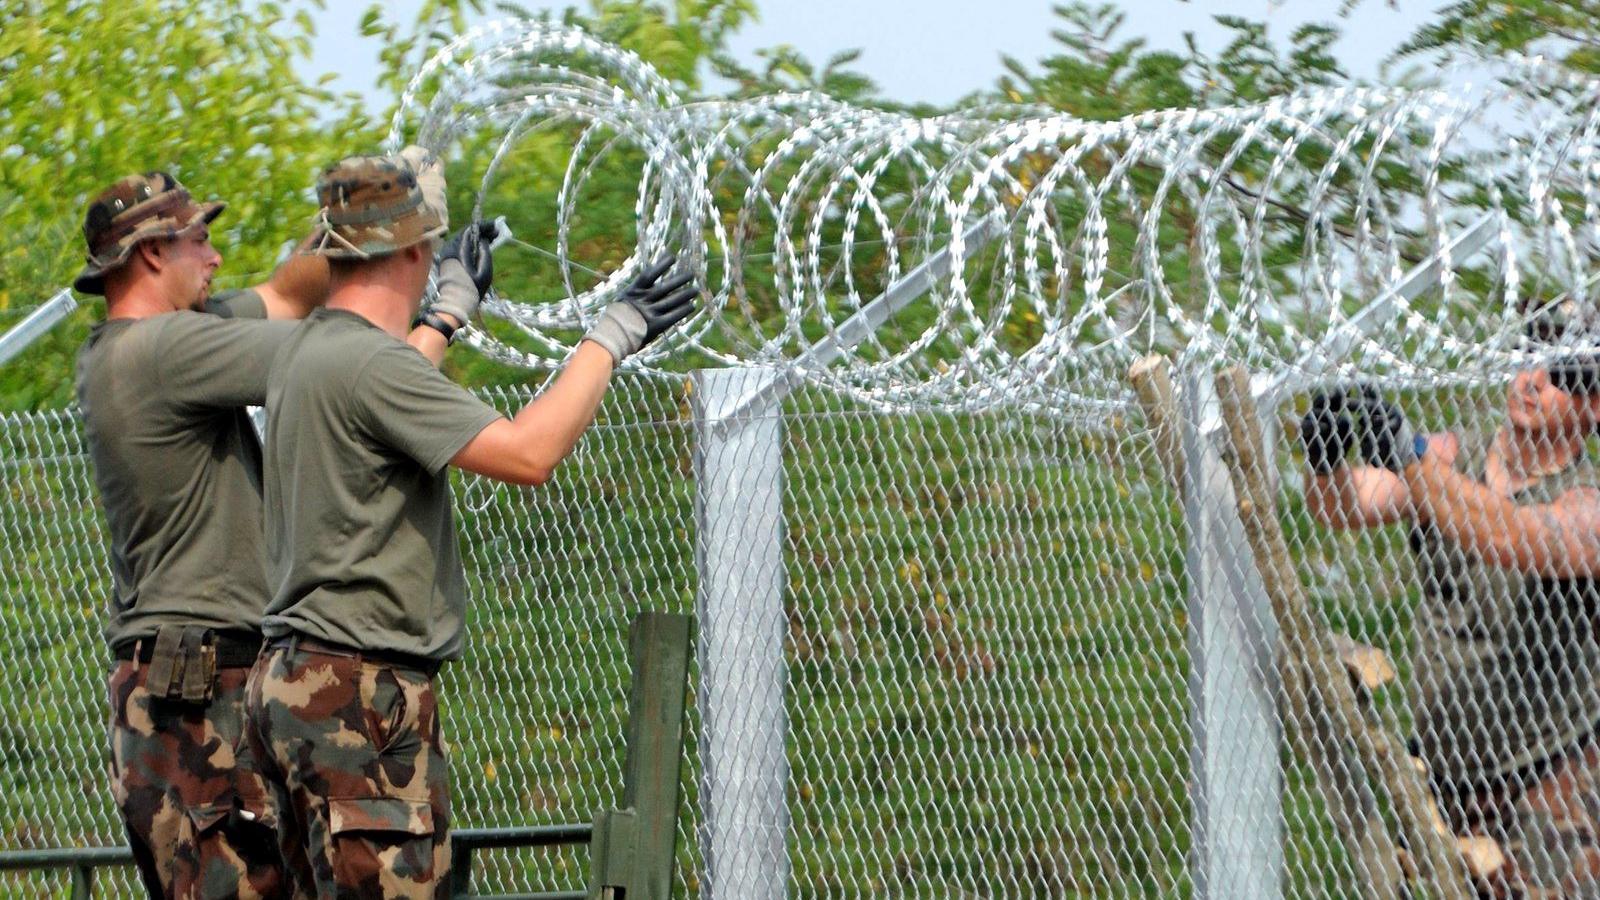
3, 358, 1595, 896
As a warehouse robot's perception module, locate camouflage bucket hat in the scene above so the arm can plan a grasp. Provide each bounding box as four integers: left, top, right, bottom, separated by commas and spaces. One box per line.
74, 172, 225, 296
305, 154, 446, 260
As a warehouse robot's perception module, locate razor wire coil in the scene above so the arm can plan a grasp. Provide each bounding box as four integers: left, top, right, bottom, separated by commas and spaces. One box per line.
388, 22, 1600, 416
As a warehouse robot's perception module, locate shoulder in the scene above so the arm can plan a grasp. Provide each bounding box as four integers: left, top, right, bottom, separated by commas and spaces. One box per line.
294, 310, 385, 352
204, 288, 266, 320
76, 320, 157, 389
153, 308, 286, 346
354, 340, 455, 392
94, 316, 168, 365
363, 339, 435, 371
278, 316, 389, 390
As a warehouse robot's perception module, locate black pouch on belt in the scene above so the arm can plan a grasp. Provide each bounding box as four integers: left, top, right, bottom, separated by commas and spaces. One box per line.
144, 624, 217, 704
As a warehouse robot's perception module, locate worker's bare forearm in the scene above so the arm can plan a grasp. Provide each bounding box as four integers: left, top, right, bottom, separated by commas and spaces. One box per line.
1403, 457, 1587, 577
255, 252, 330, 320
507, 340, 615, 473
451, 340, 617, 485
407, 314, 459, 367
1305, 465, 1410, 530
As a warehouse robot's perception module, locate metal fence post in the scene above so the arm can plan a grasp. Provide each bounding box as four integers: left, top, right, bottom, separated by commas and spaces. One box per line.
691, 367, 789, 900
1180, 366, 1284, 899
449, 843, 474, 897
0, 288, 76, 368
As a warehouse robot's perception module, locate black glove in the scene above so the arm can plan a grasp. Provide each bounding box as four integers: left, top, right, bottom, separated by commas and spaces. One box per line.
1300, 390, 1355, 475
1353, 388, 1425, 472
584, 255, 699, 363
439, 221, 500, 299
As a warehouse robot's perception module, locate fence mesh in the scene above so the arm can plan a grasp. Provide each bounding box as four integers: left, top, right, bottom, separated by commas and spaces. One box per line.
4, 361, 1596, 896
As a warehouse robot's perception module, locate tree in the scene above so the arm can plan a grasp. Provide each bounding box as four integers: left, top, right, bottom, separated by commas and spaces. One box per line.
0, 0, 375, 409
1386, 0, 1600, 74
711, 46, 880, 103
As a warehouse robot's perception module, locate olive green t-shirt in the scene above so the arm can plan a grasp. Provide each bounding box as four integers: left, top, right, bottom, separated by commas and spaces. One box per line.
76, 290, 293, 648
1409, 430, 1600, 787
259, 307, 503, 661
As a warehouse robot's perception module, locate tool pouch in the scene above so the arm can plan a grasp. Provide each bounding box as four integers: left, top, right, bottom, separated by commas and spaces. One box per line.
145, 624, 217, 704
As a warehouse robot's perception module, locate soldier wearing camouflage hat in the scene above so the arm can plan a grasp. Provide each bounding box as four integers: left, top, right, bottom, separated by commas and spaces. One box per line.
242, 149, 697, 897
1300, 296, 1600, 894
73, 170, 333, 898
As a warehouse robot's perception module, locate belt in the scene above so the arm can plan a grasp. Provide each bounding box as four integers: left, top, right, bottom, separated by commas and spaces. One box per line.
113, 630, 263, 668
267, 633, 441, 677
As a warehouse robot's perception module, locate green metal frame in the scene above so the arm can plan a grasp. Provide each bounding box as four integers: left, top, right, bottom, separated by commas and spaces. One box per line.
0, 610, 695, 900
0, 827, 591, 900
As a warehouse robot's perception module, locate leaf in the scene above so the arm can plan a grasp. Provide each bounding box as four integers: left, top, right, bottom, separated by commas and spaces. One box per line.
359, 5, 385, 36
826, 48, 863, 68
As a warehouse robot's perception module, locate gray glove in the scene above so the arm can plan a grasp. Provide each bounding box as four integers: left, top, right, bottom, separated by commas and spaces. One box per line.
432, 258, 480, 326
430, 220, 506, 326
584, 255, 698, 363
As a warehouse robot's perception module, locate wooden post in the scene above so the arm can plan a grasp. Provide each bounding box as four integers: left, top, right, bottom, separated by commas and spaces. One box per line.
1129, 356, 1185, 494
589, 611, 694, 900
1213, 367, 1472, 900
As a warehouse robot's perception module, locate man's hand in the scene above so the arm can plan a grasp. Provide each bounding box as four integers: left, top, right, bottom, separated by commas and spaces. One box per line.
432, 221, 501, 326
1354, 389, 1425, 472
1300, 390, 1356, 475
583, 255, 698, 364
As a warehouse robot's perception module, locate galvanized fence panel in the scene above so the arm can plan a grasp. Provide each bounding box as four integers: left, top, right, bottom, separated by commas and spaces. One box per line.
4, 362, 1580, 897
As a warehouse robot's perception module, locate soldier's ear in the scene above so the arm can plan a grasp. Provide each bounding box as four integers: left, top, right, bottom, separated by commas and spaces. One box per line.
400, 241, 431, 272
133, 240, 164, 273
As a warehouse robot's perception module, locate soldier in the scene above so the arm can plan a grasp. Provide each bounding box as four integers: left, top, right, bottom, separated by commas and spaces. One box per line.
74, 170, 327, 898
78, 157, 463, 899
241, 152, 696, 897
1302, 305, 1600, 895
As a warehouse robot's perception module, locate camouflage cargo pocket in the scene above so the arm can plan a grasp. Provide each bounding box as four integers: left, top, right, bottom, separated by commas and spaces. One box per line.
328, 795, 439, 895
329, 797, 434, 836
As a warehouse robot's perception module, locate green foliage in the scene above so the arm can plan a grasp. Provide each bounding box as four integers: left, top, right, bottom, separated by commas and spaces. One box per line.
997, 4, 1193, 118
0, 0, 373, 409
711, 45, 880, 102
558, 0, 759, 90
1395, 0, 1600, 71
1189, 17, 1345, 103
997, 3, 1346, 120
361, 0, 490, 110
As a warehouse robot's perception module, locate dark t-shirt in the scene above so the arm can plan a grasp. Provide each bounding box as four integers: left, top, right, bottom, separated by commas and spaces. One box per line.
260, 307, 503, 661
76, 290, 293, 647
1409, 430, 1600, 787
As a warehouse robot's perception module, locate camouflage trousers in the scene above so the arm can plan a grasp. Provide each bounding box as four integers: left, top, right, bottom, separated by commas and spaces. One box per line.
1441, 739, 1600, 897
242, 640, 452, 899
107, 661, 290, 899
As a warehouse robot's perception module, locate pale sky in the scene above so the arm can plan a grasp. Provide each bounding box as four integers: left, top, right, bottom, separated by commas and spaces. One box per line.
302, 1, 1443, 110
